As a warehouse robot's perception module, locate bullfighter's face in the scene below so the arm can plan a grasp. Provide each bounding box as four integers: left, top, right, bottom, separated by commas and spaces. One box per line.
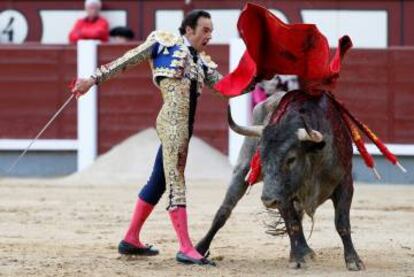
186, 16, 213, 52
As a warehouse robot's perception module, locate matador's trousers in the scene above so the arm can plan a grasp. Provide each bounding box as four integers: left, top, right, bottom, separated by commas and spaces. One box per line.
138, 77, 199, 210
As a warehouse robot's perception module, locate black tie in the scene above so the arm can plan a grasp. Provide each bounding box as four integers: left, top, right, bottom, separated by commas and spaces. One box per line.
187, 46, 199, 137
188, 46, 198, 63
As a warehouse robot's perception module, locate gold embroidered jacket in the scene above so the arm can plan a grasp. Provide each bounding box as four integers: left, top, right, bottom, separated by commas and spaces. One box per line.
93, 30, 223, 95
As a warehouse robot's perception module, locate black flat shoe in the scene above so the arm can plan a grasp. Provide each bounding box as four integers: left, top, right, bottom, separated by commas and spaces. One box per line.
176, 252, 216, 266
118, 240, 159, 256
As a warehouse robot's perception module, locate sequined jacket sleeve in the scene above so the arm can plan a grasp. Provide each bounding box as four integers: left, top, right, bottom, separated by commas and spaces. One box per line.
93, 32, 158, 84
200, 52, 222, 90
201, 52, 255, 98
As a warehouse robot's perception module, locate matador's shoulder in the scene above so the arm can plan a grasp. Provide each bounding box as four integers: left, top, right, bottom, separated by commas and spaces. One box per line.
147, 30, 183, 48
199, 52, 218, 69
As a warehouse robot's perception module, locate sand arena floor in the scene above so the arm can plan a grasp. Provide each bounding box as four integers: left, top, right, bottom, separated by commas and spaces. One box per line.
0, 179, 413, 277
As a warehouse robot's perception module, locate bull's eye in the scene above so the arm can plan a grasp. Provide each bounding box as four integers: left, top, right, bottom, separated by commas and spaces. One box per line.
286, 157, 296, 166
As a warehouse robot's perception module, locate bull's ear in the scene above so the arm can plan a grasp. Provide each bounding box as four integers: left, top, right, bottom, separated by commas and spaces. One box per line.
302, 140, 326, 152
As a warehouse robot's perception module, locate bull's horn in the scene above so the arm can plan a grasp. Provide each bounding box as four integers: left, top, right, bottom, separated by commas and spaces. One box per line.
228, 105, 264, 137
296, 128, 324, 142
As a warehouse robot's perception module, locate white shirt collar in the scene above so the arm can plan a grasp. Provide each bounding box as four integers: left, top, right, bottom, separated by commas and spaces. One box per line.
182, 35, 192, 47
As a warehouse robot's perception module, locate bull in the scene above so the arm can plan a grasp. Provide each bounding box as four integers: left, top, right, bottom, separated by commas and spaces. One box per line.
196, 89, 365, 270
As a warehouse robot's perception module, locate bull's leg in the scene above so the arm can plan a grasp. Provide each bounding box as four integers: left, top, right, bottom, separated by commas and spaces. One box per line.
332, 173, 365, 271
195, 163, 249, 256
279, 202, 315, 269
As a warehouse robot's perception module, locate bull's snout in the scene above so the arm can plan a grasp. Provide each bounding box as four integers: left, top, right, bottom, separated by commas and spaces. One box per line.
261, 195, 280, 209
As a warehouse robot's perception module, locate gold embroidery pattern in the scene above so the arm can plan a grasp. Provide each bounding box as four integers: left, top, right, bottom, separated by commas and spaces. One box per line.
154, 31, 180, 47
170, 59, 185, 68
172, 49, 187, 59
198, 51, 221, 93
197, 58, 205, 88
156, 78, 191, 209
204, 66, 223, 90
182, 49, 206, 91
200, 52, 218, 69
95, 32, 158, 84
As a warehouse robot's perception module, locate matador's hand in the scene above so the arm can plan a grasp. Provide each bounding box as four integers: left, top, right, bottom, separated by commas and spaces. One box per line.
71, 77, 95, 99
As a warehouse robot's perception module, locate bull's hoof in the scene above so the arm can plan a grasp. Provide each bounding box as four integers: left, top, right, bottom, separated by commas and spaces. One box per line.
195, 241, 210, 258
289, 248, 316, 269
289, 260, 308, 269
303, 249, 316, 262
346, 257, 365, 271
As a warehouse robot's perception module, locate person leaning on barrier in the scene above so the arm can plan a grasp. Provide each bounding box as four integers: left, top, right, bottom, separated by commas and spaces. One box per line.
68, 0, 109, 43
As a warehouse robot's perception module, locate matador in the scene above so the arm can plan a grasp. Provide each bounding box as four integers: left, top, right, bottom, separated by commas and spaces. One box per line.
72, 10, 252, 266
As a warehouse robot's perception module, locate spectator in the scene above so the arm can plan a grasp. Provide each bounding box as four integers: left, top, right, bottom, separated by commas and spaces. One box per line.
68, 0, 109, 43
109, 26, 135, 43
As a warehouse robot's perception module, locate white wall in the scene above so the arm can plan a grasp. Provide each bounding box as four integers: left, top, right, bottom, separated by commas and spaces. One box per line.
153, 9, 288, 45
301, 10, 388, 48
228, 39, 252, 166
40, 10, 127, 44
155, 10, 183, 35
205, 9, 288, 44
204, 9, 240, 44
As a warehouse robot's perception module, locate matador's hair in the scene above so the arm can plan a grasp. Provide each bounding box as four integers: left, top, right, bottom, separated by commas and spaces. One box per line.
179, 10, 211, 35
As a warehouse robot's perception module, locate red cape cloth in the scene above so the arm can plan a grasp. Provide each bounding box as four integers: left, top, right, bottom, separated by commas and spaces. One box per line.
214, 3, 353, 96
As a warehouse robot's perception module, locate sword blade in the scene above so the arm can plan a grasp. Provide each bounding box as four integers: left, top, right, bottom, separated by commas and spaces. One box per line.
7, 94, 75, 174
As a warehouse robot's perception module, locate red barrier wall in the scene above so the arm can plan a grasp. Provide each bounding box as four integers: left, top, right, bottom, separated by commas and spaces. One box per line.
336, 48, 414, 143
1, 44, 413, 155
0, 44, 77, 139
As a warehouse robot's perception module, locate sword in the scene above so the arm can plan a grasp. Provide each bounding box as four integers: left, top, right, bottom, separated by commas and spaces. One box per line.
6, 94, 76, 174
